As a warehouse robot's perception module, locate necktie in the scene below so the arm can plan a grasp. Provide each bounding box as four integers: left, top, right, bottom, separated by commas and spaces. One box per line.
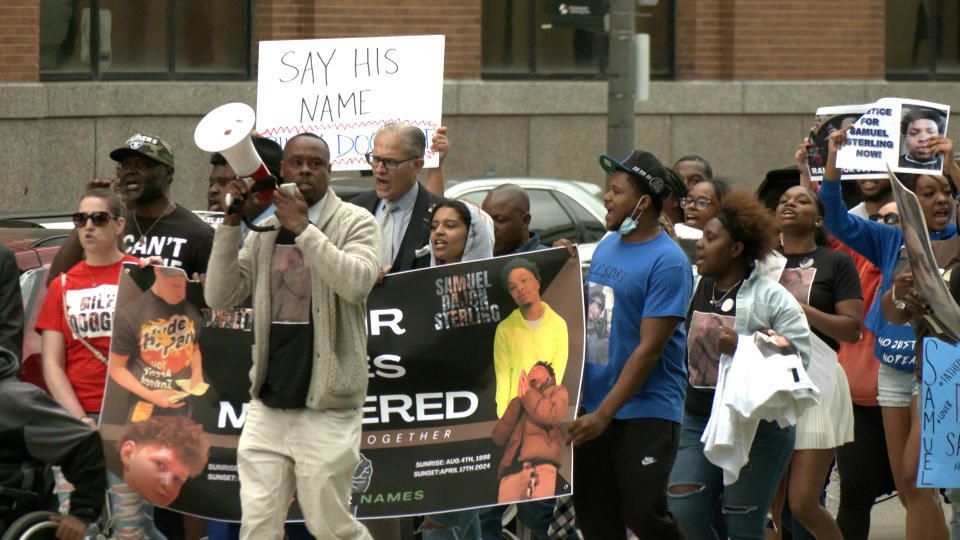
379, 201, 397, 268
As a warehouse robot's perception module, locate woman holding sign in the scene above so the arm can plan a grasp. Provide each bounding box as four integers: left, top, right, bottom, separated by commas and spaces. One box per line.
419, 198, 495, 539
821, 128, 957, 540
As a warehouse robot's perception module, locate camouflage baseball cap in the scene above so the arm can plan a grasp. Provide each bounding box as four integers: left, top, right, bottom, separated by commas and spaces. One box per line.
109, 133, 174, 167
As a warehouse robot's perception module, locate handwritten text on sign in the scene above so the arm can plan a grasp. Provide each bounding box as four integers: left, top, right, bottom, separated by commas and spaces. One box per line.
256, 35, 445, 170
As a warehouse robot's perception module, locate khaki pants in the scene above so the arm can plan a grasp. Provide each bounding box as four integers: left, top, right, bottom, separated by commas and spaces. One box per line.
498, 462, 557, 503
237, 400, 372, 540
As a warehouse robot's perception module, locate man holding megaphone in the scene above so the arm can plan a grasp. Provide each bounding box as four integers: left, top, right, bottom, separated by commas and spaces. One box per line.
205, 132, 378, 540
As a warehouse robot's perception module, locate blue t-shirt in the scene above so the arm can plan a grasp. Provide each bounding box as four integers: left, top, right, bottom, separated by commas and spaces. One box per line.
582, 230, 693, 422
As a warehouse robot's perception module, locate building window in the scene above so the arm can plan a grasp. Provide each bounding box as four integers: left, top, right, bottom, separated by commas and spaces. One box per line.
481, 0, 674, 79
40, 0, 252, 81
887, 0, 960, 80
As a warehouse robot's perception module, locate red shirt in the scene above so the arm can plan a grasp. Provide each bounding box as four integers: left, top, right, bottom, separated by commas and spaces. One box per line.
829, 236, 882, 406
35, 256, 138, 413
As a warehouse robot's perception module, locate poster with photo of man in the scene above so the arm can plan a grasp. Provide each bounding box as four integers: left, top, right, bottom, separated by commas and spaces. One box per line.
99, 262, 257, 521
835, 97, 950, 176
806, 104, 886, 181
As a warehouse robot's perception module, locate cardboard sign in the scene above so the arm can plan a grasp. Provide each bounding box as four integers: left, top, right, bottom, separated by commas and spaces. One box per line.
806, 104, 885, 181
256, 35, 445, 170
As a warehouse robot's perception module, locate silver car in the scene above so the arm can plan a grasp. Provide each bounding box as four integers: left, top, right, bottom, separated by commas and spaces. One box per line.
445, 178, 609, 270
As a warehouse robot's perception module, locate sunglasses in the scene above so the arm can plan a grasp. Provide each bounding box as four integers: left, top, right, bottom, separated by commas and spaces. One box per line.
680, 197, 713, 210
868, 212, 899, 225
72, 211, 118, 227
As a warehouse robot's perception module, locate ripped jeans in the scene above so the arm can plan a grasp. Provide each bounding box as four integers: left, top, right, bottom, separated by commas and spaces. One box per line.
667, 412, 794, 540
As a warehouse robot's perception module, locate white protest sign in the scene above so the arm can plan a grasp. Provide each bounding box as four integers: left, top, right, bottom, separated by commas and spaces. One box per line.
256, 35, 445, 170
835, 98, 950, 176
807, 104, 885, 181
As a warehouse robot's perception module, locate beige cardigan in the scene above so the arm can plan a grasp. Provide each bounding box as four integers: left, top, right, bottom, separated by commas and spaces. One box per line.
204, 189, 381, 410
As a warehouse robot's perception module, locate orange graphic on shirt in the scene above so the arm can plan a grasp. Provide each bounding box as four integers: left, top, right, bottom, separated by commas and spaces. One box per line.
138, 314, 197, 373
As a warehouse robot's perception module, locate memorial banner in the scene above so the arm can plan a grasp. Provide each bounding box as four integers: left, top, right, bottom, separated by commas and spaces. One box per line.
99, 247, 584, 520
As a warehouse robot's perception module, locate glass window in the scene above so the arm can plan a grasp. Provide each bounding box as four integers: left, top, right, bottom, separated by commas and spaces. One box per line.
528, 190, 579, 245
40, 0, 251, 80
482, 0, 674, 79
887, 0, 960, 79
557, 192, 606, 243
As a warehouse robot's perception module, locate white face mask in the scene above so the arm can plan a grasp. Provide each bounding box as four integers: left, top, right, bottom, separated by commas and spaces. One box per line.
617, 197, 646, 236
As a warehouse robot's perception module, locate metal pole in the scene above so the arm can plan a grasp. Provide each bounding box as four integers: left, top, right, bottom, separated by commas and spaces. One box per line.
606, 0, 636, 162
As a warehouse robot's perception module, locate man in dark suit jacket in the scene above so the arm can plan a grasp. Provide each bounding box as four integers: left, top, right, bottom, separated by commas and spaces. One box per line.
352, 122, 445, 273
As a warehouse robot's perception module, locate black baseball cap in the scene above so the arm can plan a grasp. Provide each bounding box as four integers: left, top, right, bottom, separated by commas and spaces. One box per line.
599, 150, 667, 196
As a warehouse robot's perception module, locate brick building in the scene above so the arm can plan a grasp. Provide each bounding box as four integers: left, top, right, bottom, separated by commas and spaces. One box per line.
0, 0, 957, 211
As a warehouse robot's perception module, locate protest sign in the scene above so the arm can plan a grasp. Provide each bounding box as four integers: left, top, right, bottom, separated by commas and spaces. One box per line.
836, 98, 950, 175
255, 35, 445, 170
889, 170, 960, 343
99, 247, 584, 521
918, 338, 960, 487
806, 104, 885, 181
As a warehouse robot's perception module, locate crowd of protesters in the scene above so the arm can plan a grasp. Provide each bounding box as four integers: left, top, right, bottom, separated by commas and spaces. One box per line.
3, 113, 960, 540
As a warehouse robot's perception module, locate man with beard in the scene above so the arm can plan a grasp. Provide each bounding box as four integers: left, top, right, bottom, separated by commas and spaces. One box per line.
48, 133, 215, 283
847, 177, 893, 220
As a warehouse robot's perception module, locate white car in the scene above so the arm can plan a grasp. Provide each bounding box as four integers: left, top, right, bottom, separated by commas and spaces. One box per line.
445, 178, 609, 270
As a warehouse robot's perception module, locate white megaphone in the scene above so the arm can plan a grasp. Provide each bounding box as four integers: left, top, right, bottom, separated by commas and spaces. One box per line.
194, 102, 277, 205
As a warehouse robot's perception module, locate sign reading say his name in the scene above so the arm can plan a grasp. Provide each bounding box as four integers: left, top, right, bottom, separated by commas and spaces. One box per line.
256, 35, 445, 171
835, 97, 950, 175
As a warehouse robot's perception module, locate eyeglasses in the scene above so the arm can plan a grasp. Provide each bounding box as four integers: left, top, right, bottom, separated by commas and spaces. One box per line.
680, 197, 713, 210
365, 153, 418, 171
72, 211, 118, 227
868, 212, 899, 225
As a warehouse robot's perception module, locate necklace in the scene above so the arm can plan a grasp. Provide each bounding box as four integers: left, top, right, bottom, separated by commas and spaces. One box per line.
83, 253, 124, 286
710, 279, 742, 313
134, 202, 175, 248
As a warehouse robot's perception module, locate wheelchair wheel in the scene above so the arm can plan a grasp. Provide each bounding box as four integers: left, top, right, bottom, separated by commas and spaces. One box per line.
0, 511, 58, 540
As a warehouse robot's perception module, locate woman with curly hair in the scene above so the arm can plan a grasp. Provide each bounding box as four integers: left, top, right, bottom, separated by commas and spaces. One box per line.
667, 189, 812, 539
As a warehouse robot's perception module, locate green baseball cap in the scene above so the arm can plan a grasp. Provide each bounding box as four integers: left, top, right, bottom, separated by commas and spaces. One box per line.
109, 133, 174, 167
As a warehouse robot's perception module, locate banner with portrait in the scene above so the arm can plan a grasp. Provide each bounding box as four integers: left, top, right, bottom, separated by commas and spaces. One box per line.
98, 247, 584, 521
835, 98, 951, 176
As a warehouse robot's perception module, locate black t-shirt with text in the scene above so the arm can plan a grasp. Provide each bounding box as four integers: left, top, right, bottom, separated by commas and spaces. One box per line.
124, 205, 214, 276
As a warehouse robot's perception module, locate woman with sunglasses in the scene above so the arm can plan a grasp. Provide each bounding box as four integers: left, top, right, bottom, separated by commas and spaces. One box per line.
683, 179, 730, 231
771, 186, 861, 540
667, 189, 811, 539
36, 188, 138, 428
821, 129, 957, 540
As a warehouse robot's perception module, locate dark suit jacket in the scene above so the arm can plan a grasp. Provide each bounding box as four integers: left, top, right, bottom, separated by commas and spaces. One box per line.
351, 182, 445, 273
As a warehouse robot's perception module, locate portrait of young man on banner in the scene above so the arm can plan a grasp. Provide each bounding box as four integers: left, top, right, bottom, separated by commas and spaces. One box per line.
99, 262, 256, 521
357, 247, 584, 518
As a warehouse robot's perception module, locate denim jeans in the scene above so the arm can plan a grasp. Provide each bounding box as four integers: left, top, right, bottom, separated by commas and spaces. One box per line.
667, 412, 795, 540
421, 509, 481, 540
478, 499, 554, 540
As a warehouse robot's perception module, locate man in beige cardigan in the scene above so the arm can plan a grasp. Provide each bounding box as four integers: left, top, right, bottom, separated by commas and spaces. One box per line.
205, 133, 380, 540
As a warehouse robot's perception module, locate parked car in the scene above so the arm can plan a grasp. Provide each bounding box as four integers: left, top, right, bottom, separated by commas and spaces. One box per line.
444, 178, 608, 269
0, 227, 71, 391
